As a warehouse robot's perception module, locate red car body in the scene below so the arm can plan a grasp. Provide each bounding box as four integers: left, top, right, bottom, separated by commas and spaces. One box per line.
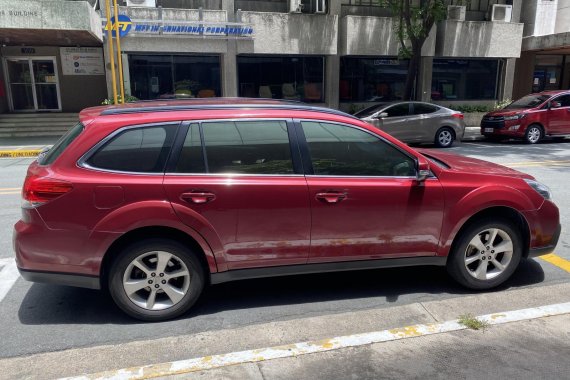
13, 99, 560, 319
481, 90, 570, 143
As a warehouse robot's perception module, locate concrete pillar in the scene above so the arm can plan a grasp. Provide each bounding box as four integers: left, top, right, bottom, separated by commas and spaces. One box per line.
326, 0, 342, 109
222, 0, 238, 97
499, 58, 516, 102
326, 55, 340, 109
512, 51, 535, 100
417, 56, 433, 102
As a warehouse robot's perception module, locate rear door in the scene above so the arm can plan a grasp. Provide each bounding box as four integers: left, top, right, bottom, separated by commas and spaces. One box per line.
375, 103, 414, 142
164, 119, 311, 270
547, 94, 570, 134
411, 102, 441, 141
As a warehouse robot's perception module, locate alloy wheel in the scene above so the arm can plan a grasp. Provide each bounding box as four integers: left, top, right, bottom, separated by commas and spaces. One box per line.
438, 130, 453, 147
122, 251, 191, 311
527, 127, 541, 144
463, 228, 513, 281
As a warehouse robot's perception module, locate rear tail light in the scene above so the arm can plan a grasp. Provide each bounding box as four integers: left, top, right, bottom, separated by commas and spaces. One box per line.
452, 113, 464, 119
22, 175, 73, 208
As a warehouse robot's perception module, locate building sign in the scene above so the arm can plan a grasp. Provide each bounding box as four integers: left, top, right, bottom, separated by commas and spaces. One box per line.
0, 2, 42, 29
60, 47, 105, 76
103, 14, 254, 38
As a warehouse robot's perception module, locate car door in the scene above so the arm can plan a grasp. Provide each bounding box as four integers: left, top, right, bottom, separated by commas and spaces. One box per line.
163, 120, 311, 270
547, 94, 570, 134
411, 102, 441, 142
374, 103, 415, 142
297, 120, 445, 263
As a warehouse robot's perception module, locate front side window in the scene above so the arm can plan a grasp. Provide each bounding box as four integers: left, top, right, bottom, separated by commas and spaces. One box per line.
202, 120, 294, 174
385, 103, 410, 117
552, 94, 570, 107
87, 125, 177, 172
301, 121, 416, 177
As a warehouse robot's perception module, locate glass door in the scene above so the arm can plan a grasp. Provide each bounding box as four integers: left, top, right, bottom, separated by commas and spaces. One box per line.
4, 57, 61, 111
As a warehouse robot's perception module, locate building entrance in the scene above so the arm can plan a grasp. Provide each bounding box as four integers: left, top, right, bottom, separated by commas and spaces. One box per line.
4, 57, 61, 112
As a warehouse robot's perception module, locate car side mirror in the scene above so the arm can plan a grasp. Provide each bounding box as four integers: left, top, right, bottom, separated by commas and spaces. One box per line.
375, 112, 388, 119
550, 101, 562, 109
416, 157, 430, 182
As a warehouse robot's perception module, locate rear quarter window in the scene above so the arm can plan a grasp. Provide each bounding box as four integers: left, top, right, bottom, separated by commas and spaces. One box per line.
38, 122, 84, 165
85, 124, 177, 173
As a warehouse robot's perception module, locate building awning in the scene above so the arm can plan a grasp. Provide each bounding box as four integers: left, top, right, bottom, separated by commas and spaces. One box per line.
0, 0, 102, 46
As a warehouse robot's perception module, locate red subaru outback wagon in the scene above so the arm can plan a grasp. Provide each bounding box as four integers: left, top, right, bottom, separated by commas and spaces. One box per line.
14, 99, 560, 321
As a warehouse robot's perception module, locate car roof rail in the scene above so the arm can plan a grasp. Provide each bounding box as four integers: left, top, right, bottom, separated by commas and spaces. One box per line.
99, 100, 359, 120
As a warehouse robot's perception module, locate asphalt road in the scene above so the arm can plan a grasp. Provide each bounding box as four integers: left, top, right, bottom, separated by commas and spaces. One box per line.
0, 139, 569, 360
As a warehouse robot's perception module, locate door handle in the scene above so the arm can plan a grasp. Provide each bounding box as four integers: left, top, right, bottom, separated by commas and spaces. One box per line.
181, 192, 216, 204
316, 192, 347, 204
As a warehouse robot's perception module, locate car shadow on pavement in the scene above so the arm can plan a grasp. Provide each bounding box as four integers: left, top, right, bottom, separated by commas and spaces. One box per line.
18, 258, 545, 326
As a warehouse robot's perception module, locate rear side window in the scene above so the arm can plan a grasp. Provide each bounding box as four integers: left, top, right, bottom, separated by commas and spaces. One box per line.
174, 123, 205, 173
412, 103, 438, 115
202, 120, 294, 174
87, 124, 177, 173
39, 122, 84, 165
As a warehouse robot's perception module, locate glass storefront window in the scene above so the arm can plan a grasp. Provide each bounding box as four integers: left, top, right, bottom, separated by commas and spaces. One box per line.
128, 55, 221, 100
339, 57, 409, 102
237, 56, 325, 103
431, 59, 499, 101
533, 55, 564, 93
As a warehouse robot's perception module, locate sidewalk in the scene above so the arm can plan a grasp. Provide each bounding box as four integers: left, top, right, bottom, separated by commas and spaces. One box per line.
1, 282, 569, 380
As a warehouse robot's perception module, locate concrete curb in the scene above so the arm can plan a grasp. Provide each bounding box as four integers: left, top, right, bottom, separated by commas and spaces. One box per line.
60, 302, 570, 380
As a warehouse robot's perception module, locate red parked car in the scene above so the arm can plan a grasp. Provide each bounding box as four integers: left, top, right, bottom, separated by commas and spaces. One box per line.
481, 90, 570, 144
14, 99, 560, 321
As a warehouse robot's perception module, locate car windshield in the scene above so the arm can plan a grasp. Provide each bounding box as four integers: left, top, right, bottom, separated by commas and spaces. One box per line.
504, 94, 550, 109
354, 104, 386, 118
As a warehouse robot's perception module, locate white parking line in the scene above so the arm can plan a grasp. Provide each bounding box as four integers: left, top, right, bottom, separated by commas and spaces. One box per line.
0, 258, 20, 303
61, 301, 570, 380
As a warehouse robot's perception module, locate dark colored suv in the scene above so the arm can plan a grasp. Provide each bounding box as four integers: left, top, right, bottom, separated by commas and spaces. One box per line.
14, 99, 560, 321
481, 90, 570, 144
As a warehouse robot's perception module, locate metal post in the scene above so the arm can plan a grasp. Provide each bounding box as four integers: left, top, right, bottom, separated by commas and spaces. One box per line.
113, 0, 125, 103
105, 0, 118, 104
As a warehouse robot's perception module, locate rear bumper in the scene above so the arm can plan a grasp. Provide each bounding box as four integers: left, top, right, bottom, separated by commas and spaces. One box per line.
18, 268, 100, 289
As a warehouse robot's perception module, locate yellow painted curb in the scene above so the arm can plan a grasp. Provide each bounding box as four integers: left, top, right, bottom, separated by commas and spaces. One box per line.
0, 150, 41, 158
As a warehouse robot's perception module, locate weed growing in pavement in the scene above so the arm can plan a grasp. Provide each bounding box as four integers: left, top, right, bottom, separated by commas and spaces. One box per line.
458, 314, 490, 330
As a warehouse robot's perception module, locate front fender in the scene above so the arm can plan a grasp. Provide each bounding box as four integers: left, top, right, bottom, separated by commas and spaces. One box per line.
438, 185, 535, 256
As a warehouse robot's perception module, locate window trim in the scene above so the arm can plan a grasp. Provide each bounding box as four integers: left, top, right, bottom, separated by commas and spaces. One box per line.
77, 121, 181, 175
166, 118, 304, 176
294, 118, 422, 179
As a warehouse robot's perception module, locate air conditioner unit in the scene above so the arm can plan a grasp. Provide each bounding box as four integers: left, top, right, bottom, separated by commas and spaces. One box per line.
126, 0, 156, 7
315, 0, 326, 14
447, 5, 466, 21
491, 4, 512, 22
290, 0, 303, 13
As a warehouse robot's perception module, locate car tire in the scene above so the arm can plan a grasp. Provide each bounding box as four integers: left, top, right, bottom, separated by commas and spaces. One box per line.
524, 124, 543, 144
447, 218, 522, 290
434, 127, 455, 148
108, 238, 205, 322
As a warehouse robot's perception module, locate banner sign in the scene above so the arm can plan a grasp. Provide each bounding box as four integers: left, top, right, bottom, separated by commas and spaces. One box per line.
103, 15, 254, 38
60, 47, 105, 76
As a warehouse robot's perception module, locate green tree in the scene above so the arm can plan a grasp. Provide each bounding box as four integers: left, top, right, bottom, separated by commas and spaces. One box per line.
385, 0, 447, 100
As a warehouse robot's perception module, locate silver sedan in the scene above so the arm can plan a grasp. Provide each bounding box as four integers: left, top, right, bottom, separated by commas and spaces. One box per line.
355, 102, 466, 148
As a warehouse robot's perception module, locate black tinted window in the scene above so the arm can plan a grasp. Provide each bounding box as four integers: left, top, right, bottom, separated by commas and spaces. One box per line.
202, 120, 294, 174
174, 124, 205, 173
87, 125, 176, 172
412, 103, 438, 115
553, 95, 570, 107
385, 104, 410, 117
301, 122, 416, 176
39, 122, 83, 165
